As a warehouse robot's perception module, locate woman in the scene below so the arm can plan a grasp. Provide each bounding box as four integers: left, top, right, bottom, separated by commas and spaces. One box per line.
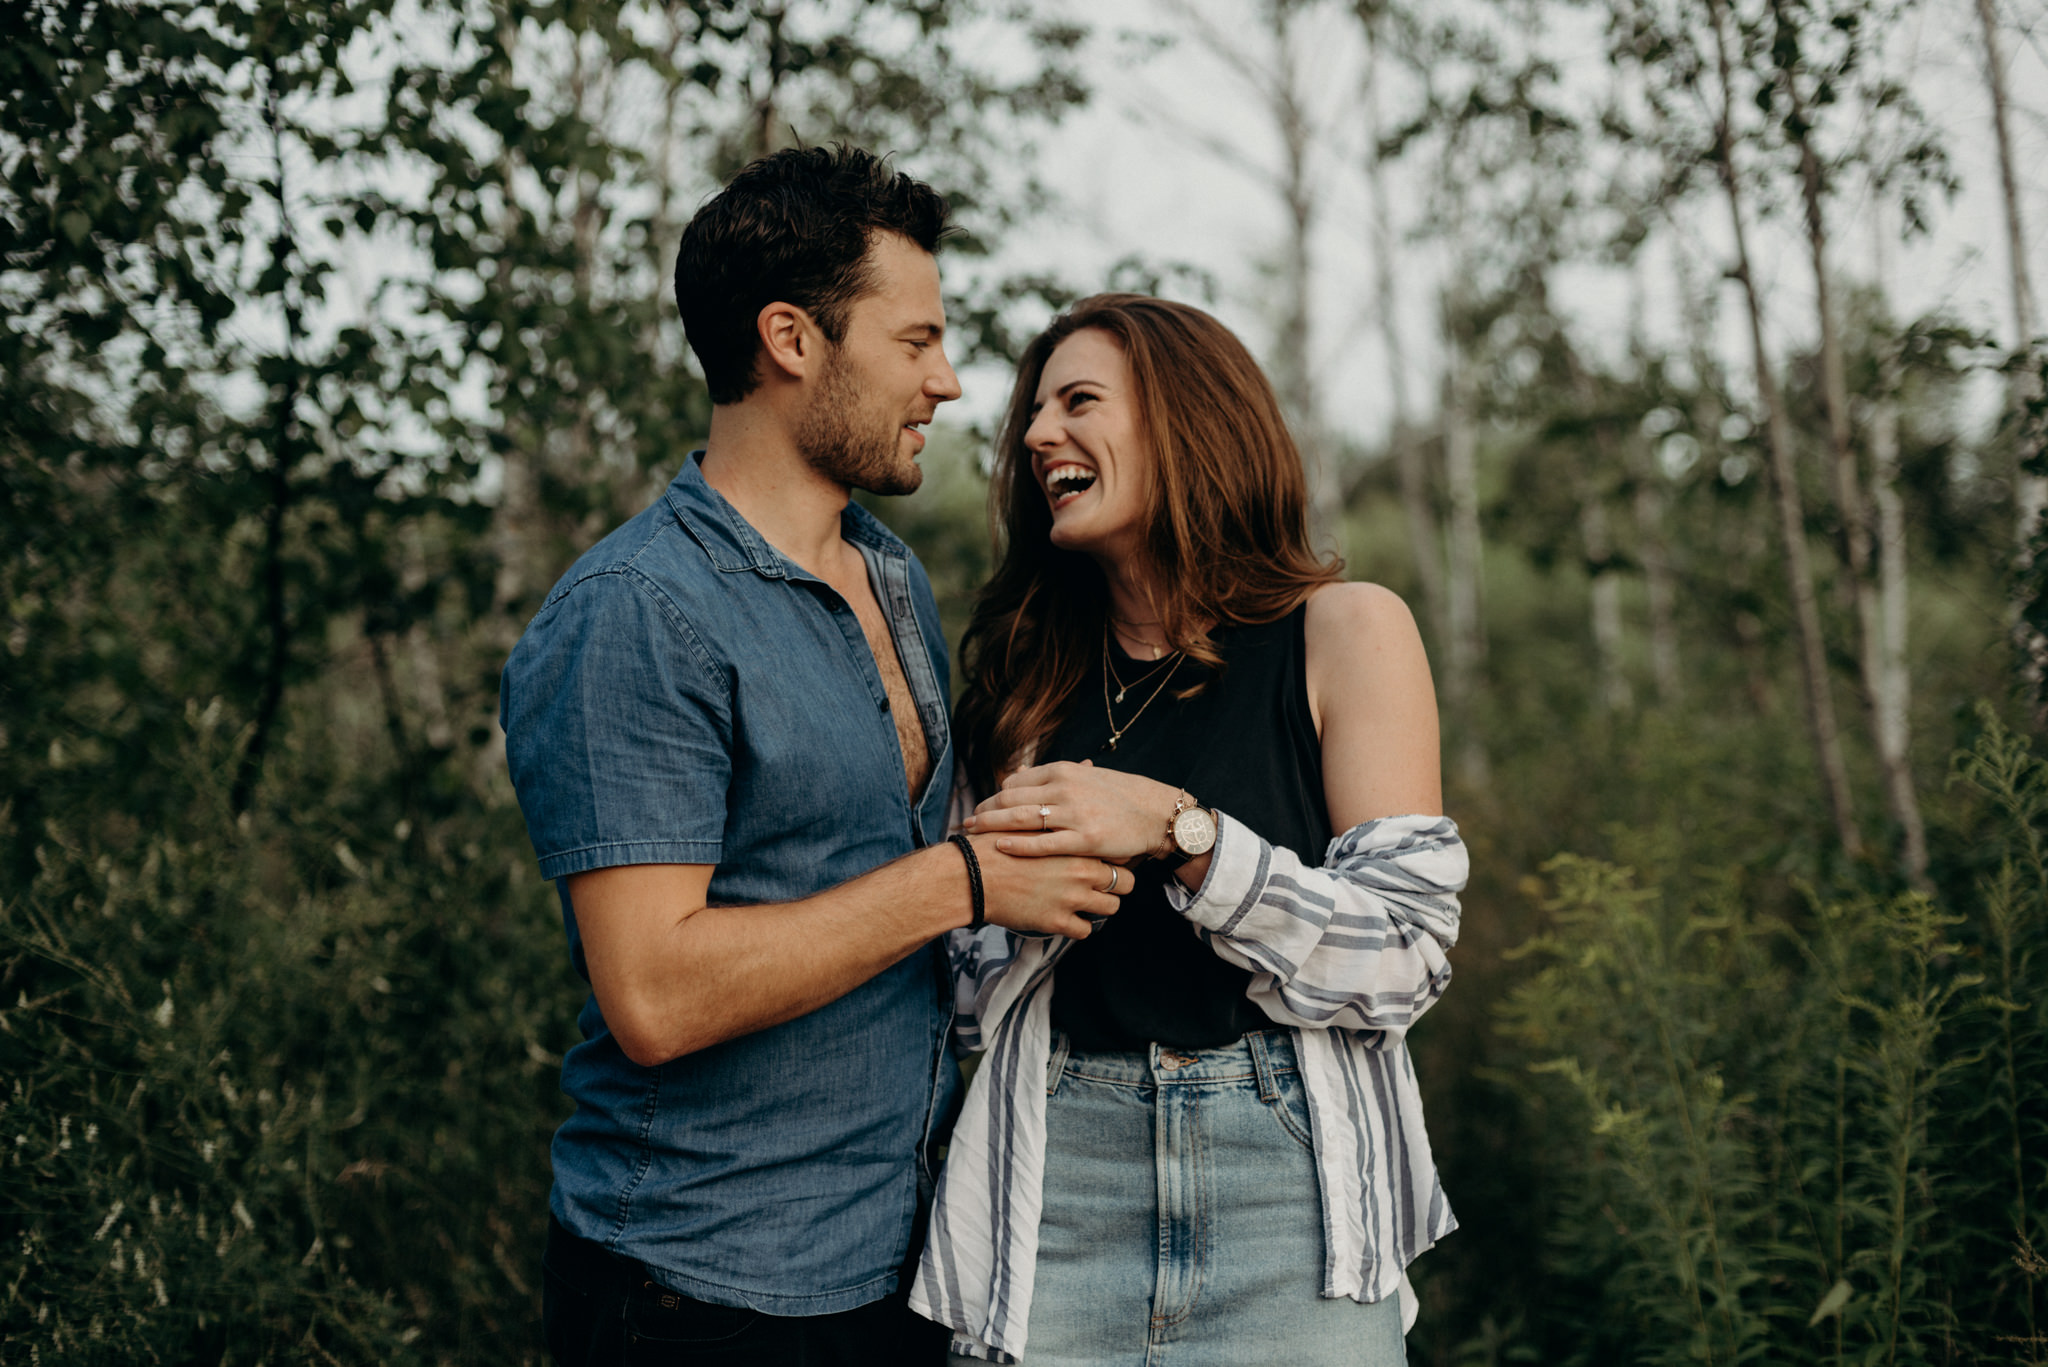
910, 295, 1467, 1365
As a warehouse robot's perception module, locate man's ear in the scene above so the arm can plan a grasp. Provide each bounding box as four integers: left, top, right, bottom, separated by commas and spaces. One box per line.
756, 301, 818, 383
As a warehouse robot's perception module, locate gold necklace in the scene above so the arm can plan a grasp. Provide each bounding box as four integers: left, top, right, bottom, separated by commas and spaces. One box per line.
1101, 622, 1185, 752
1106, 637, 1178, 703
1109, 616, 1167, 661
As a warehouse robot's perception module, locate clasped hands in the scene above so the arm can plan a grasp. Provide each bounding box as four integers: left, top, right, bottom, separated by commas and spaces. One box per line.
963, 760, 1180, 867
955, 761, 1196, 940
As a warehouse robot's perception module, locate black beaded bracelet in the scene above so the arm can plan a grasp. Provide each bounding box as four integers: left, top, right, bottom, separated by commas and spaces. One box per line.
949, 832, 986, 932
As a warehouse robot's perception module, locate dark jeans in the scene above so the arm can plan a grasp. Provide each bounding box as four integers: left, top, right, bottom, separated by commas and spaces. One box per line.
541, 1216, 951, 1366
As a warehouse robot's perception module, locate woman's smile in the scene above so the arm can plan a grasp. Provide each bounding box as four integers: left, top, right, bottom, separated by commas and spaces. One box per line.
1043, 461, 1099, 508
1026, 327, 1150, 557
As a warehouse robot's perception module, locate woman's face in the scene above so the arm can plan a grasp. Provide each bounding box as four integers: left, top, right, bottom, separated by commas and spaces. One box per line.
1024, 328, 1153, 564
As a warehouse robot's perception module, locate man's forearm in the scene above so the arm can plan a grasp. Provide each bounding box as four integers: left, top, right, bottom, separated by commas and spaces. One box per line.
573, 835, 1123, 1066
571, 843, 972, 1066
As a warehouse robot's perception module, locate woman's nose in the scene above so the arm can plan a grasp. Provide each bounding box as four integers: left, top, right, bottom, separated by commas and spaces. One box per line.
1024, 407, 1061, 452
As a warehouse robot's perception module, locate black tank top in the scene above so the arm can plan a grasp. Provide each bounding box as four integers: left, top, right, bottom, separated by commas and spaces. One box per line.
1046, 605, 1331, 1050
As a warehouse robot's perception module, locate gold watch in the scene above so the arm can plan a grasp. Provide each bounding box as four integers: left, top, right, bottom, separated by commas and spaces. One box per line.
1159, 791, 1217, 869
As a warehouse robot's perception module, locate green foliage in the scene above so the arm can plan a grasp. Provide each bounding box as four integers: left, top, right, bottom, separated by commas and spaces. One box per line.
3, 1, 2038, 1364
2, 1, 1086, 1360
2, 701, 575, 1363
1462, 711, 2048, 1366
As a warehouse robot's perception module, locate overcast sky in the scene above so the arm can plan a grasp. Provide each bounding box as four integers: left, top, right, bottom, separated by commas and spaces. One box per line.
954, 0, 2048, 446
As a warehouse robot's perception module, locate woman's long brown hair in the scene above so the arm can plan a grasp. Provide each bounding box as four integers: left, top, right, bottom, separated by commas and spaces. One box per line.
955, 294, 1342, 791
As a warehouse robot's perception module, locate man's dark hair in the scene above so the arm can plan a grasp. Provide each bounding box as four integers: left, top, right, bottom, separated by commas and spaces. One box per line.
674, 145, 950, 406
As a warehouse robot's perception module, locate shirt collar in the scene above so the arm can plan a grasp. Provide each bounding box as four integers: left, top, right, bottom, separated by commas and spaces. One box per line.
663, 450, 909, 580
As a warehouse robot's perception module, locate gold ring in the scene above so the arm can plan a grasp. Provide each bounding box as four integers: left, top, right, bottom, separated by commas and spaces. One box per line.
1098, 866, 1120, 894
1039, 804, 1051, 830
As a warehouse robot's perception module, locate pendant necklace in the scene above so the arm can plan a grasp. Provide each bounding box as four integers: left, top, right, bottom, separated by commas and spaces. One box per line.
1106, 634, 1179, 704
1110, 615, 1167, 661
1101, 619, 1185, 752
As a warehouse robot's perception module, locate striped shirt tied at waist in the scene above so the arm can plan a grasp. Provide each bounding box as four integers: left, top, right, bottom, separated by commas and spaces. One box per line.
911, 812, 1469, 1363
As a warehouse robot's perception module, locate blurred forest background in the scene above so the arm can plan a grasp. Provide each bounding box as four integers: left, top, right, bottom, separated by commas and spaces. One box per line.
5, 0, 2047, 1363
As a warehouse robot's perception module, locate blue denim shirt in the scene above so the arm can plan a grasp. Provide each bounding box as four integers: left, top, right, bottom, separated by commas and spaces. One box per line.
500, 453, 961, 1314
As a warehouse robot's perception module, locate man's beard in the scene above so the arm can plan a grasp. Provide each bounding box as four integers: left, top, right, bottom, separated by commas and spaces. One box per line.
794, 349, 922, 496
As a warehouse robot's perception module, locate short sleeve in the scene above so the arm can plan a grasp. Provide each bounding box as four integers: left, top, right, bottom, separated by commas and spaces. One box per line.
500, 568, 732, 880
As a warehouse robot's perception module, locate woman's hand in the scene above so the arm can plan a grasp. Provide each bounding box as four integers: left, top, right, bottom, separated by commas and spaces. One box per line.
963, 760, 1181, 863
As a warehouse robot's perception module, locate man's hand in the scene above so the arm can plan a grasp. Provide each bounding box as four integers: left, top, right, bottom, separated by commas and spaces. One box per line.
568, 838, 1125, 1066
965, 832, 1125, 938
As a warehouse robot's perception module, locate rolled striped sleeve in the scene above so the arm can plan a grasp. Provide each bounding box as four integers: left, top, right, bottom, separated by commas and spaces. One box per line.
1164, 813, 1466, 1038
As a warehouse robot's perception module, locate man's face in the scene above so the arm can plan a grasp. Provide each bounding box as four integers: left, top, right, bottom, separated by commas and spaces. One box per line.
794, 233, 962, 496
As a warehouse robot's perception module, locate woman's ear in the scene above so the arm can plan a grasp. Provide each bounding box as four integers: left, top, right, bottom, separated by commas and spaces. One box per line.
756, 301, 817, 382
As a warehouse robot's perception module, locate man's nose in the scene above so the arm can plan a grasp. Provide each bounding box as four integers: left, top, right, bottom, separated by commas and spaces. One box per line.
928, 349, 963, 403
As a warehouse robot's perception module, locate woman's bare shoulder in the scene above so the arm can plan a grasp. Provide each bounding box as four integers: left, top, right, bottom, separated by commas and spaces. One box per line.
1301, 581, 1435, 729
1303, 581, 1425, 659
1302, 583, 1441, 820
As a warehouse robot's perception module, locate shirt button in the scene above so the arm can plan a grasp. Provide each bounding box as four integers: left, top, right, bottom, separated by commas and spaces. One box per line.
879, 697, 891, 712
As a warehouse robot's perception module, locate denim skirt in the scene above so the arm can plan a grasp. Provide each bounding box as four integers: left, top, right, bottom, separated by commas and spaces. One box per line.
951, 1028, 1406, 1366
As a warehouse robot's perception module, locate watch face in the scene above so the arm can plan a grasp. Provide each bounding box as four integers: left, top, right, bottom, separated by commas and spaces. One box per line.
1173, 806, 1217, 856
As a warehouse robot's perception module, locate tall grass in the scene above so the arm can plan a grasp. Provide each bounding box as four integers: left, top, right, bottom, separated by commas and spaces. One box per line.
1488, 710, 2048, 1365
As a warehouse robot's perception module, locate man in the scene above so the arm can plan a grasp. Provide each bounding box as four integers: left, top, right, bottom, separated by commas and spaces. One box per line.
500, 145, 1123, 1366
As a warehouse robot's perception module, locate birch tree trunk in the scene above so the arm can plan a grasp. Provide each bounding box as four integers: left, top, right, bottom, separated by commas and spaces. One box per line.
1774, 15, 1923, 873
233, 71, 307, 816
1869, 207, 1929, 884
1707, 0, 1861, 856
1623, 258, 1682, 704
1973, 0, 2036, 346
1632, 439, 1683, 704
1974, 0, 2048, 701
1581, 490, 1633, 713
1364, 16, 1446, 640
1868, 333, 1930, 884
1266, 1, 1340, 560
1442, 289, 1489, 785
489, 17, 539, 621
747, 2, 791, 162
1561, 325, 1637, 714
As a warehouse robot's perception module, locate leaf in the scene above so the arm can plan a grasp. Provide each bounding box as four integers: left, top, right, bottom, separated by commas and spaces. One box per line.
1808, 1278, 1853, 1326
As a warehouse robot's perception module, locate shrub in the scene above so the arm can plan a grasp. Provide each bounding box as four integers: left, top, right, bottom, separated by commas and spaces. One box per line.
1488, 710, 2048, 1366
